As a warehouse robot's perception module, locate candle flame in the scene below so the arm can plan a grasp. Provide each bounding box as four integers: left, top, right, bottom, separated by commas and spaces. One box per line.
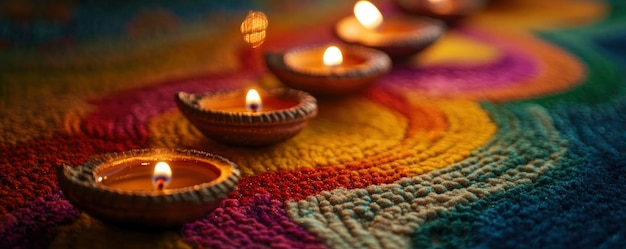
354, 1, 383, 30
323, 46, 343, 67
240, 11, 268, 48
152, 162, 172, 190
246, 89, 262, 112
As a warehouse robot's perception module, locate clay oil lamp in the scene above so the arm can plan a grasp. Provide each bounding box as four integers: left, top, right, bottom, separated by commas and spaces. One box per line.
58, 148, 240, 228
335, 0, 445, 59
395, 0, 488, 23
265, 44, 391, 96
175, 88, 317, 146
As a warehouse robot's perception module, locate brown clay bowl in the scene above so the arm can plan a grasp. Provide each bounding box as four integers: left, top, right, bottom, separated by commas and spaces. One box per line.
58, 148, 240, 228
335, 14, 445, 59
395, 0, 488, 23
265, 44, 391, 96
175, 88, 317, 146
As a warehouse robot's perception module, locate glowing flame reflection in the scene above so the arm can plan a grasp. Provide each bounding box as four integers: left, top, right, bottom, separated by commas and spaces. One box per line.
240, 11, 268, 48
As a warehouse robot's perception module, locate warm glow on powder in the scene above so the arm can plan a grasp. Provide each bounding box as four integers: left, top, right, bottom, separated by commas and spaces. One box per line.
354, 1, 383, 30
152, 162, 172, 189
323, 46, 343, 67
246, 89, 263, 112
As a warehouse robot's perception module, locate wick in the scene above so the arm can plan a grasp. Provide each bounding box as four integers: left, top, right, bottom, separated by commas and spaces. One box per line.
249, 104, 260, 113
156, 178, 165, 190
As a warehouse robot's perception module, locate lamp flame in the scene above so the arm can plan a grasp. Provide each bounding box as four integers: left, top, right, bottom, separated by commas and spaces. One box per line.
354, 1, 383, 30
246, 89, 262, 112
323, 46, 343, 67
152, 162, 172, 190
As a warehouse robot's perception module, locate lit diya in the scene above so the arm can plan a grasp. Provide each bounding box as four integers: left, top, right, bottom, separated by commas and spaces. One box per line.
395, 0, 488, 23
335, 0, 445, 59
265, 44, 391, 96
58, 148, 240, 228
175, 88, 317, 146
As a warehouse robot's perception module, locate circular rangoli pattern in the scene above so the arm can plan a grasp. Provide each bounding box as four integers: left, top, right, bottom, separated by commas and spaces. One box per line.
2, 0, 624, 248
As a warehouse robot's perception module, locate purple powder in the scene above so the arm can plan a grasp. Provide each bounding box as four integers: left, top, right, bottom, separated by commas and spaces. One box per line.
0, 190, 80, 249
381, 27, 539, 95
181, 194, 327, 249
81, 73, 252, 141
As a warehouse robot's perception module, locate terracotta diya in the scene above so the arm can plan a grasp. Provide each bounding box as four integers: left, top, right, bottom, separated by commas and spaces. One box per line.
395, 0, 488, 23
175, 88, 317, 146
58, 148, 240, 228
335, 0, 445, 59
265, 44, 391, 96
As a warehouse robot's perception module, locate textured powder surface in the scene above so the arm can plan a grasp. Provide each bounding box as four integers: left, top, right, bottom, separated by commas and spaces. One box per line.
1, 0, 625, 248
